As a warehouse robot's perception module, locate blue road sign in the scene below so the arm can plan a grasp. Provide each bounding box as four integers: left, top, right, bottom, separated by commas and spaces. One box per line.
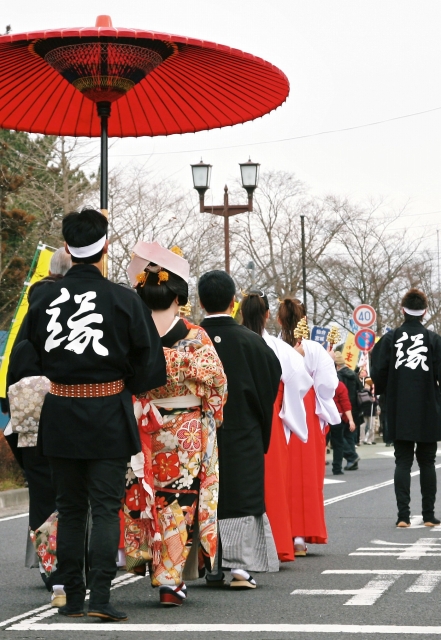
311, 326, 330, 347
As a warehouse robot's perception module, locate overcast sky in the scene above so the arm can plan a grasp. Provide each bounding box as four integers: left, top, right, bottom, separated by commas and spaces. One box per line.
4, 1, 441, 254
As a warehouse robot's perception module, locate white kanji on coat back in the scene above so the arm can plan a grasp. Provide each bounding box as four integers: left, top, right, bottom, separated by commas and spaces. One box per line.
394, 332, 428, 372
45, 288, 109, 356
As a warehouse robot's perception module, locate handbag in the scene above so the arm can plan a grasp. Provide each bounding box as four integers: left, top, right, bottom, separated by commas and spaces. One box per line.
357, 389, 374, 406
8, 375, 50, 447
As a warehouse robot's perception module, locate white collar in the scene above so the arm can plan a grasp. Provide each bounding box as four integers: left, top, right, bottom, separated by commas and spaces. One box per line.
204, 313, 233, 319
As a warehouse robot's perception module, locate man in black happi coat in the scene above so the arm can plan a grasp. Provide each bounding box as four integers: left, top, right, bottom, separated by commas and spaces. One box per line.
371, 288, 441, 528
15, 210, 166, 620
199, 271, 281, 589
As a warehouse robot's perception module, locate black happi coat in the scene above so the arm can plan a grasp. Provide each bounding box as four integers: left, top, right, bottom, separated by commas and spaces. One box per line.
200, 316, 281, 519
15, 264, 166, 459
371, 318, 441, 443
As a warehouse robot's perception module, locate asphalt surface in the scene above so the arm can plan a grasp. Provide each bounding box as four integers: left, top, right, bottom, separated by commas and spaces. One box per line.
1, 442, 441, 639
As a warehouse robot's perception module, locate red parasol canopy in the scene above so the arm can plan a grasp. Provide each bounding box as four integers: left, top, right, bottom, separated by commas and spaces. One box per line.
0, 15, 289, 138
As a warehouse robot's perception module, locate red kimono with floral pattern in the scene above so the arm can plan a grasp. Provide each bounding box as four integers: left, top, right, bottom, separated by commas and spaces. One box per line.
123, 319, 227, 587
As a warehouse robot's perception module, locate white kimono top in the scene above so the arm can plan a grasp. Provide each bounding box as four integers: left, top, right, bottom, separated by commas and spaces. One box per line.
302, 339, 340, 430
263, 330, 313, 443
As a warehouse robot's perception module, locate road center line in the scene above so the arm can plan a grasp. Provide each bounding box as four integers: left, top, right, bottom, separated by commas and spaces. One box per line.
325, 463, 441, 506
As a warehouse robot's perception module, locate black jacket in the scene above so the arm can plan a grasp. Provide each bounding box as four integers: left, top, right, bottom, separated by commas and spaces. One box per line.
371, 318, 441, 442
200, 315, 281, 518
337, 365, 363, 423
14, 264, 166, 459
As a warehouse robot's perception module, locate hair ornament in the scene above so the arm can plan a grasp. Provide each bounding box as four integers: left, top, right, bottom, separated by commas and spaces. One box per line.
157, 269, 169, 284
179, 301, 192, 317
170, 246, 184, 257
136, 271, 147, 286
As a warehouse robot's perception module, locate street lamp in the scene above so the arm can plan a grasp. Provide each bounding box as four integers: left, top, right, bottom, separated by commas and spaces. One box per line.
190, 159, 260, 274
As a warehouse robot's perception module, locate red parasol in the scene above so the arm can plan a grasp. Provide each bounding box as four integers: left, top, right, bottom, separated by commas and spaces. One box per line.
0, 15, 289, 211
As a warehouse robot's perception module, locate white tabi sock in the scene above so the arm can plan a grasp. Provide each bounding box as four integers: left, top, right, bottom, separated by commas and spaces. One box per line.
231, 569, 256, 585
294, 537, 305, 546
116, 549, 126, 567
52, 585, 65, 596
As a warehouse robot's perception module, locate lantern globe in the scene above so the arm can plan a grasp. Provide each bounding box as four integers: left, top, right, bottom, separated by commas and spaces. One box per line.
191, 160, 212, 197
239, 159, 260, 196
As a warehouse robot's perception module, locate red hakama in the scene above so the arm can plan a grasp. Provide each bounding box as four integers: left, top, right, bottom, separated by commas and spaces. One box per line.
264, 382, 295, 562
289, 386, 327, 545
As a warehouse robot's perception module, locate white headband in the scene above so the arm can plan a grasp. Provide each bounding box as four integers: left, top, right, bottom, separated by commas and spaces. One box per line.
67, 235, 107, 259
403, 307, 426, 316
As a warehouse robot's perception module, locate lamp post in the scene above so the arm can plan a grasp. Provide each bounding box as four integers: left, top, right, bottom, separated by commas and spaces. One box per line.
191, 159, 260, 274
300, 214, 307, 315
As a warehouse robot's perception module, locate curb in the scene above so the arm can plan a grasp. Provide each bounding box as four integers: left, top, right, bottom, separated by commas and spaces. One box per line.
0, 488, 29, 509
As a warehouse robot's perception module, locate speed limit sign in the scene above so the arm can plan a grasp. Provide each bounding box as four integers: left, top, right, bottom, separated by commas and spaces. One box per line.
353, 304, 376, 328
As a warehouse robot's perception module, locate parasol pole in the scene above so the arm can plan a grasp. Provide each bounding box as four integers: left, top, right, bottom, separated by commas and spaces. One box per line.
97, 101, 111, 277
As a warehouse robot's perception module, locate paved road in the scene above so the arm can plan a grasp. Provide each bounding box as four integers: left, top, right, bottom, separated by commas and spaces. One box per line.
2, 443, 441, 639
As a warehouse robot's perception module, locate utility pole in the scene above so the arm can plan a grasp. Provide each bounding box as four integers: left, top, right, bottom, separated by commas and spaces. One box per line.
300, 214, 307, 315
437, 229, 440, 292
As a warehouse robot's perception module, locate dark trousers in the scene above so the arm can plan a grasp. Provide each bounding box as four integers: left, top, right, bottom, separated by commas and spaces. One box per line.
49, 457, 126, 606
22, 447, 56, 531
394, 440, 437, 522
330, 423, 344, 473
343, 423, 358, 464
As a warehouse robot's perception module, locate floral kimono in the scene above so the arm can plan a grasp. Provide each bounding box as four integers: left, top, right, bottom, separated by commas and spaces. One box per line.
123, 318, 227, 586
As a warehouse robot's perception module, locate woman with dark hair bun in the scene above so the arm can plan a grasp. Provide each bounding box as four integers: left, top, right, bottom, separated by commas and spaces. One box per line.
123, 242, 227, 607
277, 298, 339, 556
241, 291, 312, 562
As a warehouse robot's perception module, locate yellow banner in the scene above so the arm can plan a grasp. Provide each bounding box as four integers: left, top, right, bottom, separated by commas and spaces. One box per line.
342, 332, 361, 370
0, 246, 54, 396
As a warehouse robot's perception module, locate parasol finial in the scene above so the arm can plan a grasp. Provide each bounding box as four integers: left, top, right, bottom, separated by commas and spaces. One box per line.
96, 15, 113, 27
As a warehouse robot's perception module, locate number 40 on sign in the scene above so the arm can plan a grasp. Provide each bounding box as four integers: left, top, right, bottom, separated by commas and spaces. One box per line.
353, 304, 376, 328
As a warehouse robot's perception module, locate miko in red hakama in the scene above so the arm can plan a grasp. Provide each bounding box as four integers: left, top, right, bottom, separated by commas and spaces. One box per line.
289, 386, 328, 545
264, 382, 295, 562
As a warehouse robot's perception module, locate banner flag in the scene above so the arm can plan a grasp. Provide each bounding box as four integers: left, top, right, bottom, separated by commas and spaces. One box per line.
341, 332, 361, 370
0, 244, 54, 397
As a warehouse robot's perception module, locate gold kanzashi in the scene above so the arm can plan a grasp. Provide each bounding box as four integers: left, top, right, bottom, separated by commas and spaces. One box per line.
294, 316, 310, 341
136, 272, 147, 286
179, 301, 192, 317
170, 246, 184, 257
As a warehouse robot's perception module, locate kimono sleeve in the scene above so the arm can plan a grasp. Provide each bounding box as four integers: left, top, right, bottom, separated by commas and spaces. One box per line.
125, 299, 166, 395
371, 332, 394, 395
254, 346, 282, 454
305, 341, 340, 426
280, 350, 312, 443
180, 340, 227, 428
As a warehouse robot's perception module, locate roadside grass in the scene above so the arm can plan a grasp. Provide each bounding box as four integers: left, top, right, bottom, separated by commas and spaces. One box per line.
0, 432, 26, 490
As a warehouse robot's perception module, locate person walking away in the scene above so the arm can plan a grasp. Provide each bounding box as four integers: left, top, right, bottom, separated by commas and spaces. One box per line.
334, 352, 362, 470
199, 271, 282, 588
277, 299, 339, 555
360, 379, 378, 445
371, 288, 441, 528
3, 248, 72, 601
240, 291, 312, 562
330, 381, 357, 475
123, 242, 227, 606
14, 209, 166, 620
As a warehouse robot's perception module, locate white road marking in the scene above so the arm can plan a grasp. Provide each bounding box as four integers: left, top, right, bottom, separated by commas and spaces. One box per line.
350, 537, 441, 560
0, 572, 143, 630
324, 463, 441, 506
0, 512, 29, 523
324, 478, 346, 484
291, 570, 441, 605
8, 623, 441, 633
376, 451, 441, 458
